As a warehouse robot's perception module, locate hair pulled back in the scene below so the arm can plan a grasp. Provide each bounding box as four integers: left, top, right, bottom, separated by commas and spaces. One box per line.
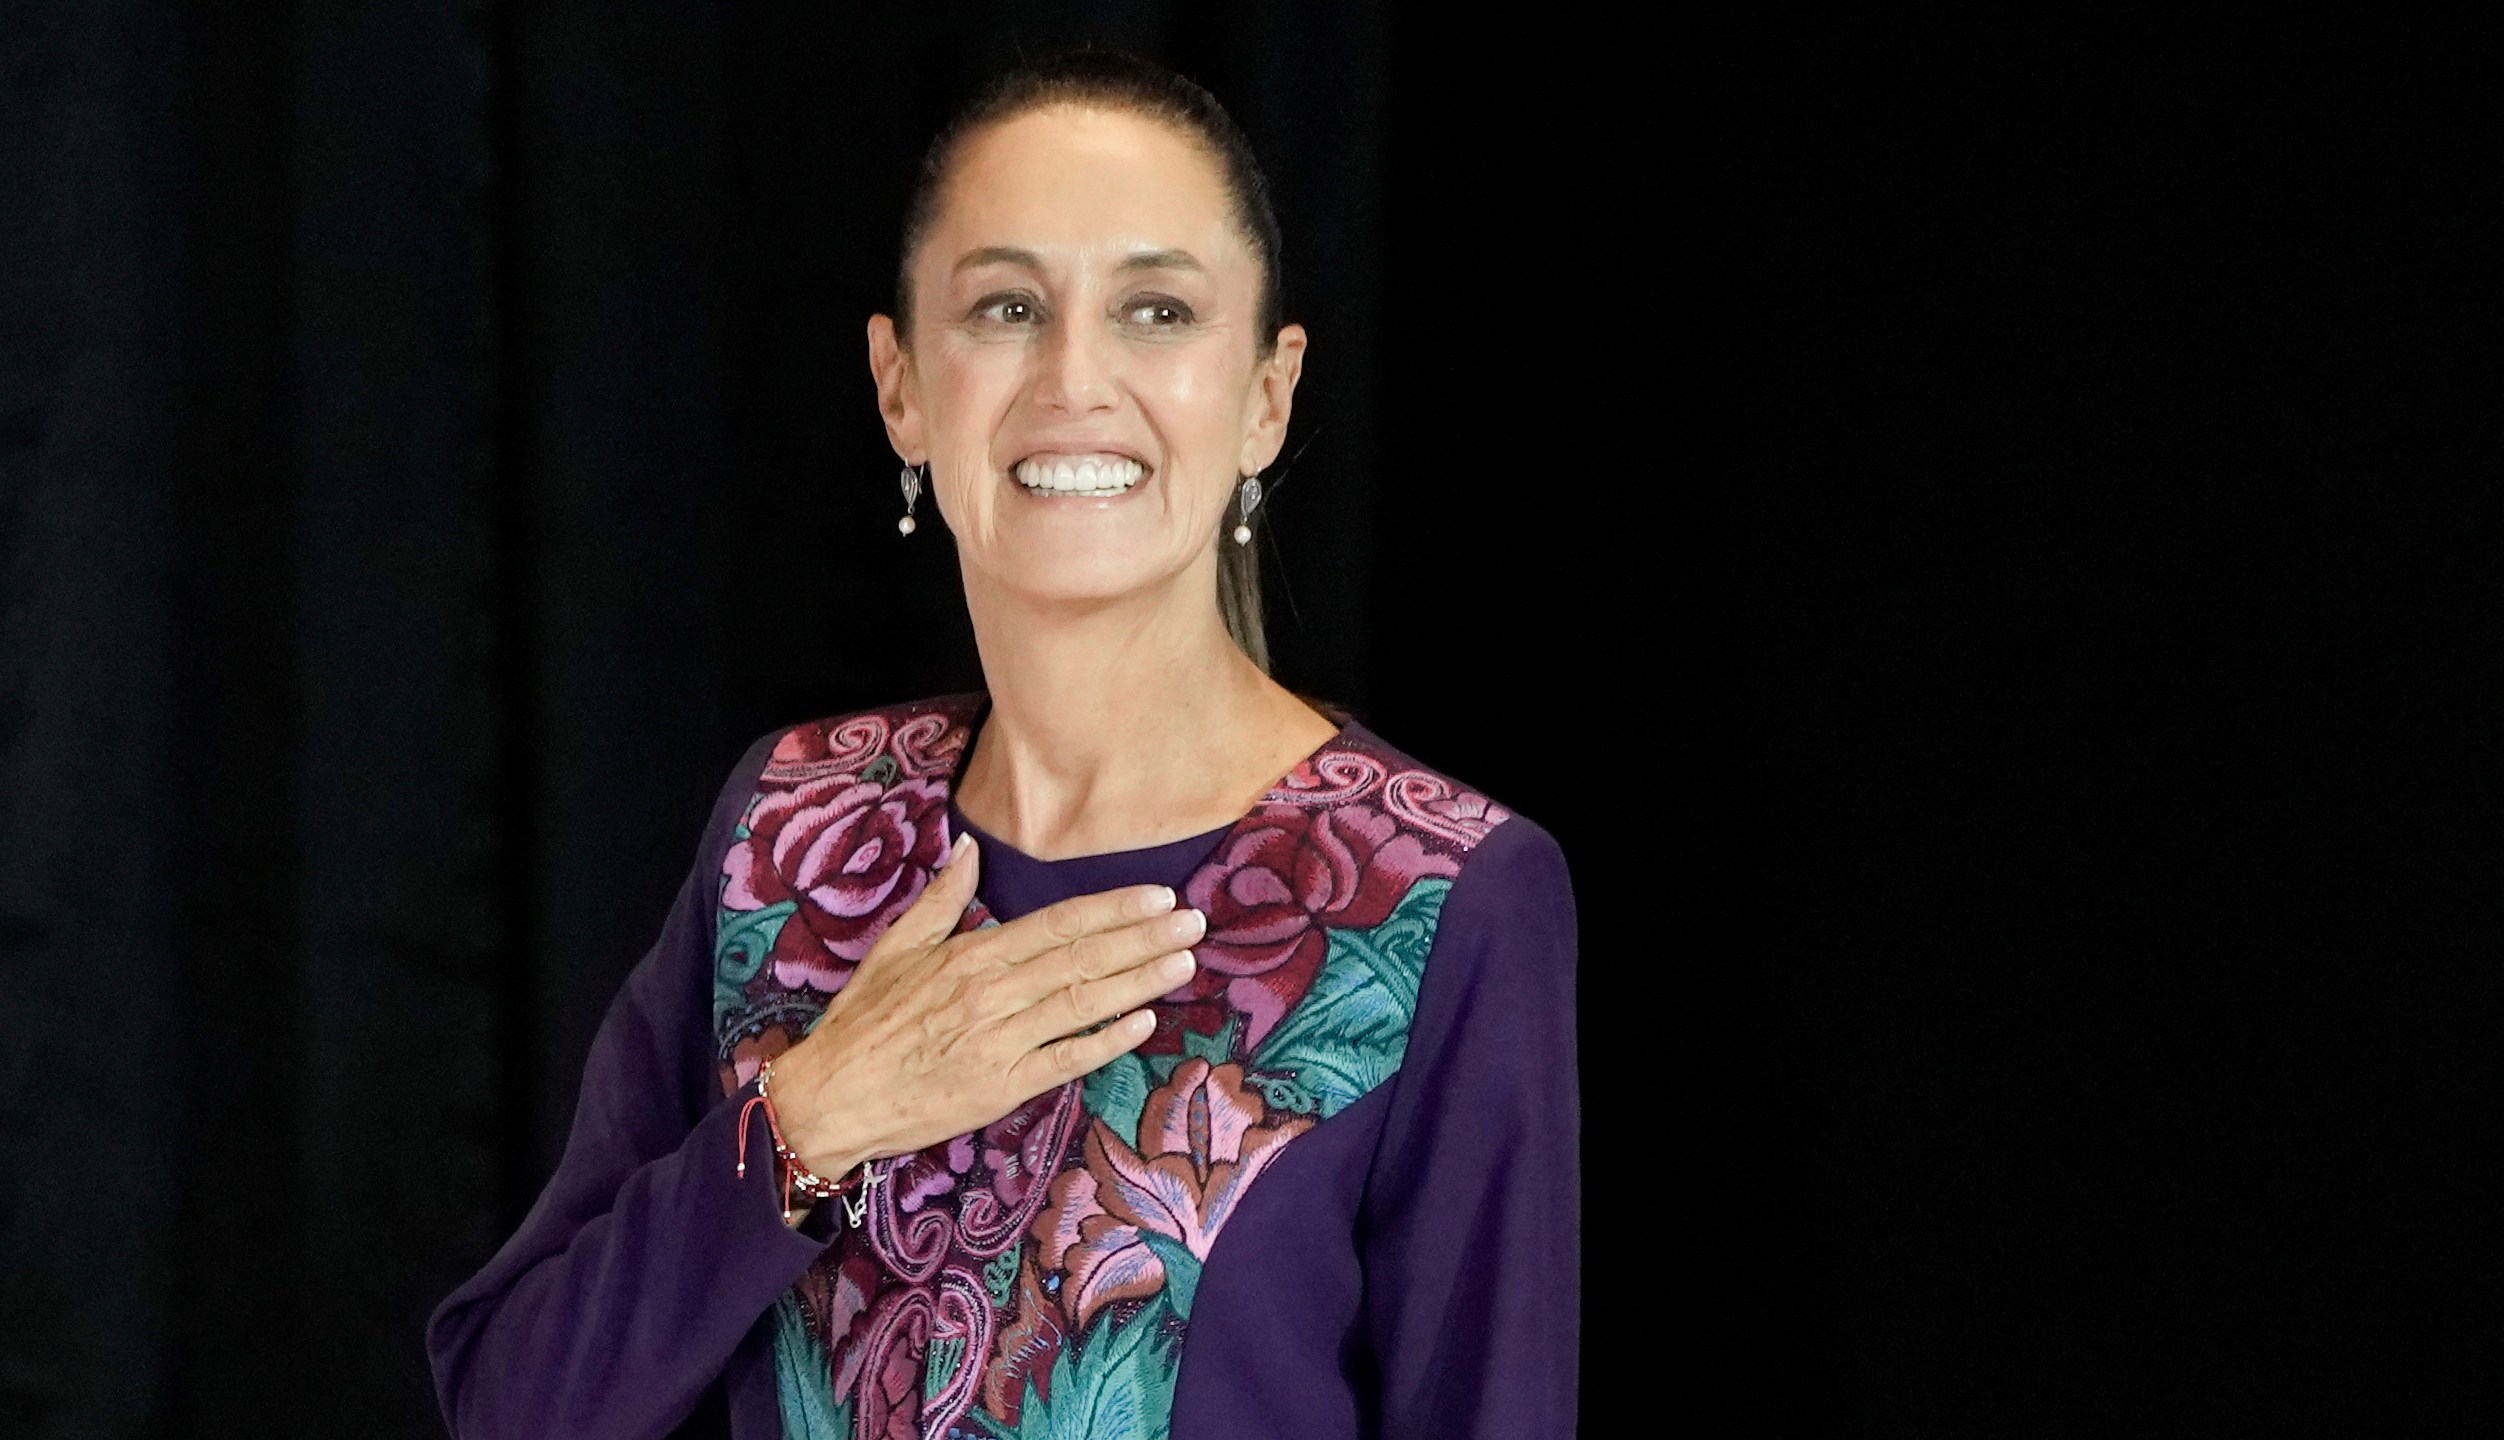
892, 48, 1286, 672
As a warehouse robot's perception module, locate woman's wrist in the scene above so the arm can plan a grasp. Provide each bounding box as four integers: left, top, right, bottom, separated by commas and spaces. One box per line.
759, 1045, 875, 1183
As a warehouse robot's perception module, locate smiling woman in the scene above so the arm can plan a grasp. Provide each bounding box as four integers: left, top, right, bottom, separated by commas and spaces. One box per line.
874, 79, 1302, 677
426, 48, 1580, 1440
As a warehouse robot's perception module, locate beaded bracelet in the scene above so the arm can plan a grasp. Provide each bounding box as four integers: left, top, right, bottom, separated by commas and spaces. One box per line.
735, 1057, 880, 1227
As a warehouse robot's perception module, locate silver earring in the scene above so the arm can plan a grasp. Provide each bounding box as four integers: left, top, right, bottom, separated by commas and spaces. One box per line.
897, 462, 925, 536
1232, 473, 1264, 546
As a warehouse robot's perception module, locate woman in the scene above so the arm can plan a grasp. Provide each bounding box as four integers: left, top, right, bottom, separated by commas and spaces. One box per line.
428, 49, 1578, 1440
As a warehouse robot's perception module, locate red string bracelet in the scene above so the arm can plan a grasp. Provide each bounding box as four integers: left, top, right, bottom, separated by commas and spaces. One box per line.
736, 1057, 875, 1227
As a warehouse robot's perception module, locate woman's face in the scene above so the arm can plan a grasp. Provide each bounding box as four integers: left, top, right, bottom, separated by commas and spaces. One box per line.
869, 105, 1305, 617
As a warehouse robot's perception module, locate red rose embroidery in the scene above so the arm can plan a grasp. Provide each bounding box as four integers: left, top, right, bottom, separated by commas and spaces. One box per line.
1178, 803, 1459, 1051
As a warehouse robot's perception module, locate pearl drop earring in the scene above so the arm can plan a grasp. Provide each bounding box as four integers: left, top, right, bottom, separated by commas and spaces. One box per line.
1232, 473, 1264, 545
897, 462, 924, 536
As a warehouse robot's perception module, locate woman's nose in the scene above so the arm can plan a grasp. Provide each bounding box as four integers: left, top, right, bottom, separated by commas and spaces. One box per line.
1033, 314, 1118, 413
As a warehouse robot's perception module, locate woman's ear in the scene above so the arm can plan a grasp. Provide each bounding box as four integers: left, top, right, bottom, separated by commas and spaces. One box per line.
1239, 323, 1308, 474
867, 313, 925, 462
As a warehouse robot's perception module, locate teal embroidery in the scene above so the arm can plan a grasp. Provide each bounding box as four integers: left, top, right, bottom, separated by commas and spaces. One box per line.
967, 1297, 1180, 1440
1082, 1052, 1153, 1148
715, 899, 795, 1017
1247, 1072, 1318, 1116
771, 1295, 856, 1440
984, 1248, 1022, 1308
1137, 1232, 1203, 1321
1141, 1012, 1240, 1090
924, 1333, 969, 1406
1245, 878, 1451, 1119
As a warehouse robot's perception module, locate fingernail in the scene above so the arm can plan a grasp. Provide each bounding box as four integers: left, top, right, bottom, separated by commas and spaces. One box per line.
946, 832, 973, 864
1169, 908, 1206, 940
1161, 951, 1196, 980
1141, 885, 1177, 915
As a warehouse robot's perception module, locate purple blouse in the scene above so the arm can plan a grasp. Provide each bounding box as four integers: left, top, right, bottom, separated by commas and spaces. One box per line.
427, 696, 1579, 1438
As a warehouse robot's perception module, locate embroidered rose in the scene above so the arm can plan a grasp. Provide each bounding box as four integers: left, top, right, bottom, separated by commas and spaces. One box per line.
1028, 1058, 1312, 1335
1178, 803, 1459, 1050
722, 774, 950, 991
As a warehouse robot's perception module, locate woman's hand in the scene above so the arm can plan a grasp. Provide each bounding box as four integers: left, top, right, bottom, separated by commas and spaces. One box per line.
763, 832, 1203, 1182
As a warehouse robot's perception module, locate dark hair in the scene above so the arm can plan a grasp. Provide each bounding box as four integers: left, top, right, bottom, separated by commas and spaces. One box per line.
892, 48, 1287, 672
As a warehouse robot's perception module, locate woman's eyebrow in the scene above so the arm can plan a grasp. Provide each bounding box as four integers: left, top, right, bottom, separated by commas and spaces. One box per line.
1115, 248, 1204, 275
949, 245, 1205, 277
952, 245, 1044, 276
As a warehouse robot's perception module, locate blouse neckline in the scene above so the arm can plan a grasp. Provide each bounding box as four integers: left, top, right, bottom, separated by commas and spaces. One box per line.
937, 691, 1360, 881
944, 800, 1238, 876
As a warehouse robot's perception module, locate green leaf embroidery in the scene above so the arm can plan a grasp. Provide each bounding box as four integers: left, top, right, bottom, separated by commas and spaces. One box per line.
984, 1246, 1022, 1307
771, 1294, 856, 1439
924, 1333, 968, 1406
1246, 879, 1450, 1118
1138, 1230, 1203, 1321
966, 1297, 1179, 1440
1178, 1013, 1239, 1067
1084, 1051, 1153, 1148
714, 899, 796, 1012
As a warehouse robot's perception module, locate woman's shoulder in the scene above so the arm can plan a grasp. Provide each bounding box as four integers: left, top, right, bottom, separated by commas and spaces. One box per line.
1316, 717, 1574, 1030
1323, 713, 1569, 893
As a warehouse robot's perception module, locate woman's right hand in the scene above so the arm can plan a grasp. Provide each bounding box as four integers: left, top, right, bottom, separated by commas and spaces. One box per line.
761, 832, 1203, 1183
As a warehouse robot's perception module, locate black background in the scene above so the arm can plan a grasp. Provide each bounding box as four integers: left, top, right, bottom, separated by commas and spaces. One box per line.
2, 4, 2490, 1437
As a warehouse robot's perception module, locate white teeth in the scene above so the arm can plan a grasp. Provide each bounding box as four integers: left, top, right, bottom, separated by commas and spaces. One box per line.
1013, 455, 1144, 495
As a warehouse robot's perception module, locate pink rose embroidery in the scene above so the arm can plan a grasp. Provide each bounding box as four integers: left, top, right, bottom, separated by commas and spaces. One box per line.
723, 774, 951, 992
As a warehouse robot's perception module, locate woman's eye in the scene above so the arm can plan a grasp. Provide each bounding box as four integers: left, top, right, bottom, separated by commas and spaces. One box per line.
1125, 299, 1193, 327
977, 296, 1040, 324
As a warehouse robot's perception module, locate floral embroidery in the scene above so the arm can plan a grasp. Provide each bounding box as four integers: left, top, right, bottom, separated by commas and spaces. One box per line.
710, 694, 1510, 1439
1181, 802, 1460, 1054
981, 1249, 1066, 1425
1244, 878, 1451, 1119
722, 770, 951, 993
1029, 1057, 1313, 1335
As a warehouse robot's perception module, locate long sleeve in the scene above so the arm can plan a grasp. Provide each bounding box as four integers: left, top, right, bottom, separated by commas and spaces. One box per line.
1359, 815, 1582, 1438
425, 730, 828, 1440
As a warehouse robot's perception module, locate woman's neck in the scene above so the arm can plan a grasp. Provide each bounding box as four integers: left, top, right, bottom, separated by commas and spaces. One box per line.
953, 562, 1338, 861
